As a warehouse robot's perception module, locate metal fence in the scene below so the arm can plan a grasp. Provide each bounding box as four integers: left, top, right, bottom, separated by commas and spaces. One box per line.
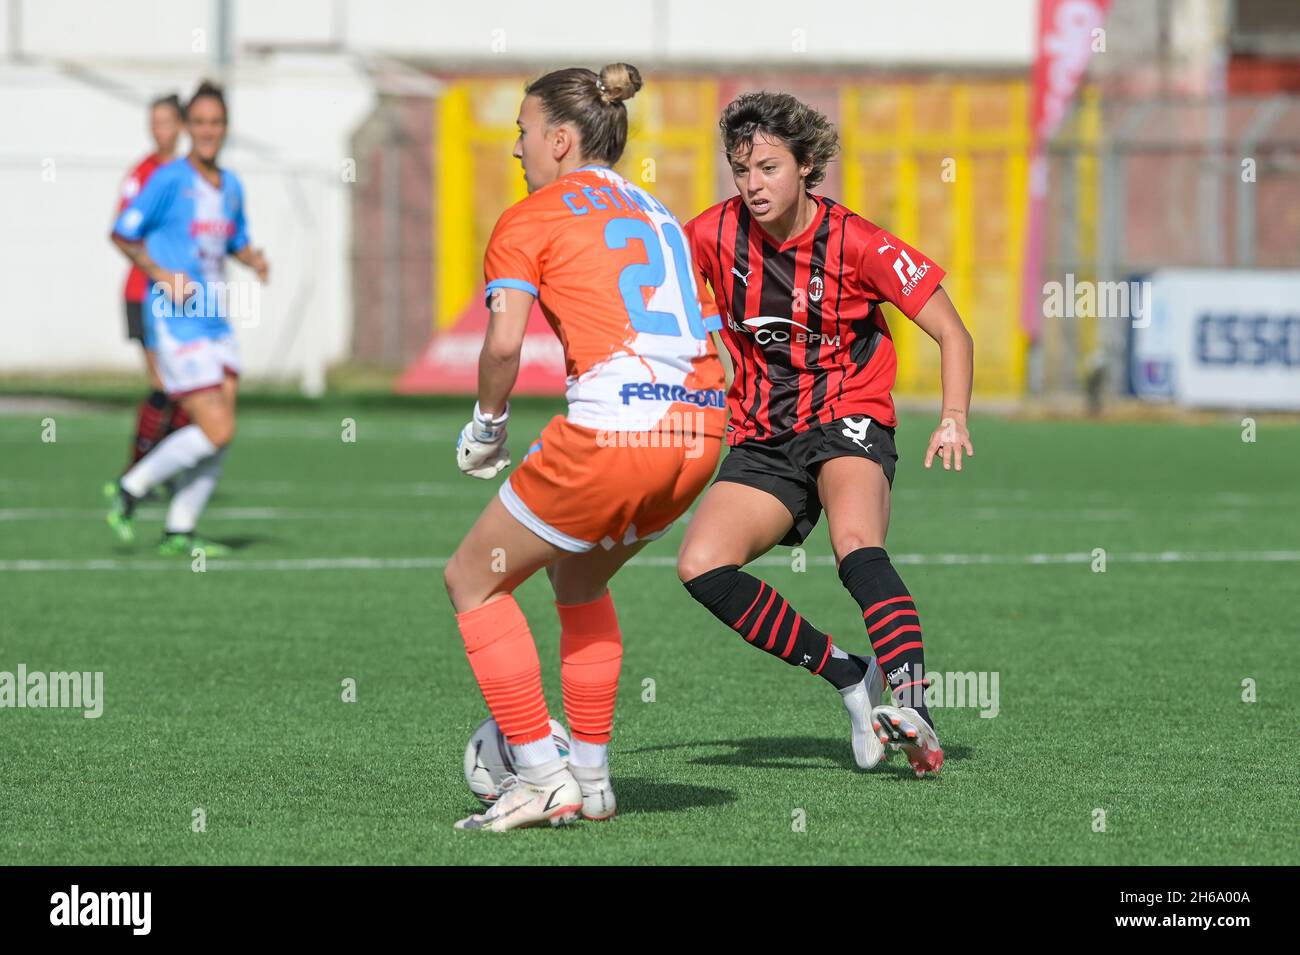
349, 76, 1300, 403
1039, 93, 1300, 399
358, 71, 1092, 403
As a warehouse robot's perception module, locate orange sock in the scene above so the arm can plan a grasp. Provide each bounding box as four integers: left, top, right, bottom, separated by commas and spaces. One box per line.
558, 592, 623, 744
456, 596, 551, 745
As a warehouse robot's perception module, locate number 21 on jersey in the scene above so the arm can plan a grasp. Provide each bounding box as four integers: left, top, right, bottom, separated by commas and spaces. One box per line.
604, 217, 707, 341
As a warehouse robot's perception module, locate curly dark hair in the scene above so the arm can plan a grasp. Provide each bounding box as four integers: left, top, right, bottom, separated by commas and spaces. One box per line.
719, 91, 839, 188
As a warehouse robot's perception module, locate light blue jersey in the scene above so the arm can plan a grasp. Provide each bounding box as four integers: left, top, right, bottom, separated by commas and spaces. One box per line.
111, 157, 250, 345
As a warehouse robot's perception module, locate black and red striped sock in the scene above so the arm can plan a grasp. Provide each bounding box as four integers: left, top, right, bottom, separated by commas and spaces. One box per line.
838, 547, 935, 730
683, 565, 867, 689
129, 390, 171, 466
166, 401, 191, 435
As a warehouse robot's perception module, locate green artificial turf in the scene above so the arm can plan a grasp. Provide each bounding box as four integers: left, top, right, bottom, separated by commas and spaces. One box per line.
1, 403, 1296, 864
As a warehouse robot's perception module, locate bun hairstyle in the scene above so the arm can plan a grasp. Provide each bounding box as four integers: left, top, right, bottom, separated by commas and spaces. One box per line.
151, 93, 185, 121
594, 62, 642, 106
187, 79, 227, 120
525, 62, 644, 165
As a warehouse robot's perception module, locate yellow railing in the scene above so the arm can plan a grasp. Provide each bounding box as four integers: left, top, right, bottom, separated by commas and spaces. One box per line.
842, 80, 1035, 397
433, 75, 717, 331
433, 75, 1099, 399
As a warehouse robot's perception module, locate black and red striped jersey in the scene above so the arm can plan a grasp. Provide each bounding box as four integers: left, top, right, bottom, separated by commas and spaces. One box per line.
685, 194, 945, 444
118, 153, 165, 303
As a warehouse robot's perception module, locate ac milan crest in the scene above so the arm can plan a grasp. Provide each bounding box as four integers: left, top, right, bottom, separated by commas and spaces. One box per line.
809, 271, 824, 303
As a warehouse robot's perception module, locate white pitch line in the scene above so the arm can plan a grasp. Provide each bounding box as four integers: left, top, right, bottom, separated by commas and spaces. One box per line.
0, 421, 454, 441
0, 556, 446, 572
0, 506, 1244, 524
2, 550, 1299, 573
0, 507, 436, 522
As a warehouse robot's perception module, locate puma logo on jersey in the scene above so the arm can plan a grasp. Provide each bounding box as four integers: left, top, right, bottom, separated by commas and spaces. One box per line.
877, 240, 896, 255
731, 267, 751, 286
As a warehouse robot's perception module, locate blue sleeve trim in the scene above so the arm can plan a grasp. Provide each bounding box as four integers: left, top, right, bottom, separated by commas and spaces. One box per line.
484, 278, 539, 305
703, 314, 723, 332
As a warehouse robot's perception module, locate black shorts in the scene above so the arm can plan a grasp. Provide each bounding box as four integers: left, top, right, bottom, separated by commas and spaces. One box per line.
125, 300, 145, 343
714, 416, 899, 547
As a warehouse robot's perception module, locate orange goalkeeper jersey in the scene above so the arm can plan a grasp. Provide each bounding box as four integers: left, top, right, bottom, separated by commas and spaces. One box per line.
484, 164, 726, 435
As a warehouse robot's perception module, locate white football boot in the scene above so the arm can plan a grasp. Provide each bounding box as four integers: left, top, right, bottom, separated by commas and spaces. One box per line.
839, 654, 887, 769
453, 766, 583, 832
569, 762, 617, 821
870, 704, 944, 777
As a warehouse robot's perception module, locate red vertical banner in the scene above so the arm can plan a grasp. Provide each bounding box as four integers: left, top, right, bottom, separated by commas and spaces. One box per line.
1022, 0, 1111, 340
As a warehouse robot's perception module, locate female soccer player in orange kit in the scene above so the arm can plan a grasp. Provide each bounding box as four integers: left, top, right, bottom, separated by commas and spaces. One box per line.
678, 92, 975, 778
443, 64, 727, 831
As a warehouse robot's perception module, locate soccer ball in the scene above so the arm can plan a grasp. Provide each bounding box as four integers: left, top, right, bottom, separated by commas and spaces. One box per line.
463, 717, 571, 806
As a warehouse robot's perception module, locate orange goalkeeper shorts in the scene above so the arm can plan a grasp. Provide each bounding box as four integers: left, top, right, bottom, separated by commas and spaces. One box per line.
499, 414, 722, 552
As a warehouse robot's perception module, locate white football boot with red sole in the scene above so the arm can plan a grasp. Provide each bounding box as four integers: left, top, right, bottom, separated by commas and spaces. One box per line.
870, 704, 944, 777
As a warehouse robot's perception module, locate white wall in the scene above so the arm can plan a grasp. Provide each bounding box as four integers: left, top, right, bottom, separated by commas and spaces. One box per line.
0, 53, 376, 388
0, 0, 1038, 384
7, 0, 1038, 65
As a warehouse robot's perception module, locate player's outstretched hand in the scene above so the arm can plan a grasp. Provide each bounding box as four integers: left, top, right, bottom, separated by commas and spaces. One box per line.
924, 416, 974, 472
456, 403, 511, 479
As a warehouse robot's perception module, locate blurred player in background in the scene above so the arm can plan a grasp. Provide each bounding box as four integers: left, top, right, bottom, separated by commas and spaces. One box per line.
445, 63, 726, 831
115, 93, 190, 475
105, 80, 269, 556
678, 92, 975, 778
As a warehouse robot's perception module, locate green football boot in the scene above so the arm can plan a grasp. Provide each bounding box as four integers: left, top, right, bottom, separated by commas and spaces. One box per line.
104, 481, 136, 544
158, 532, 231, 558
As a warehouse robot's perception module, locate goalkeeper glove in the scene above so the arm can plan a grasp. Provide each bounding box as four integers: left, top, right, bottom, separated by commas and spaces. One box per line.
457, 402, 510, 479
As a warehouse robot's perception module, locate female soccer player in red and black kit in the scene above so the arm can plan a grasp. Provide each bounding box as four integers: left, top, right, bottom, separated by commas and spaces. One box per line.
678, 92, 975, 777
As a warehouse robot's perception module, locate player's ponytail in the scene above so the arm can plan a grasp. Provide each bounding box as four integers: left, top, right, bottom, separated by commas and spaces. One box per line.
595, 63, 642, 106
525, 63, 643, 165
